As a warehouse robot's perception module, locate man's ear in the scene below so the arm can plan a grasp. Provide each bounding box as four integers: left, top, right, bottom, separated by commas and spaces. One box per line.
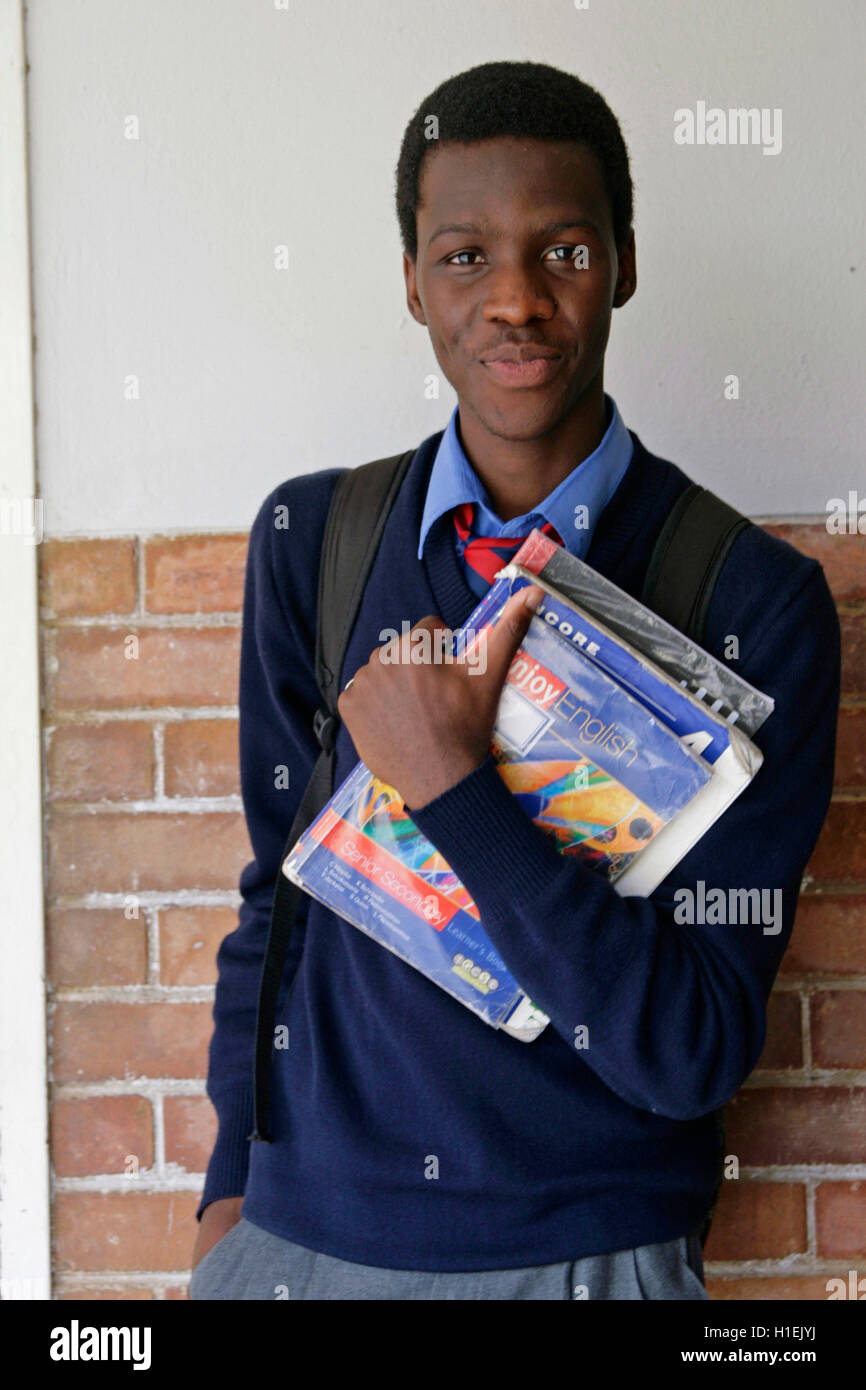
403, 251, 428, 326
612, 228, 637, 309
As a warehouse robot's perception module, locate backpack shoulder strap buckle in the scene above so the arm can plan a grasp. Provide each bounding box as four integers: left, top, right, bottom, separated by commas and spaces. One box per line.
312, 705, 338, 753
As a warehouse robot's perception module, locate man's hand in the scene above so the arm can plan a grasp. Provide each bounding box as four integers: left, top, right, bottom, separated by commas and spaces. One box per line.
191, 1196, 243, 1272
337, 585, 544, 809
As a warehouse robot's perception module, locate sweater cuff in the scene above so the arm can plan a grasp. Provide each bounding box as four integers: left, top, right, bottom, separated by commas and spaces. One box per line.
195, 1083, 255, 1222
406, 752, 563, 922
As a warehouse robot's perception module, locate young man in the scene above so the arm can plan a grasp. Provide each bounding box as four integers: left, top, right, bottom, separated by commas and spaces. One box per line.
190, 61, 839, 1300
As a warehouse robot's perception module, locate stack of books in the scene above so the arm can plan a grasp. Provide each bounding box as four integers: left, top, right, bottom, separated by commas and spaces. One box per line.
283, 530, 774, 1042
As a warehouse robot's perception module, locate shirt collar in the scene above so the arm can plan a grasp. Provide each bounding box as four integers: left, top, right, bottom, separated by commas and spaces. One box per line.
417, 393, 633, 560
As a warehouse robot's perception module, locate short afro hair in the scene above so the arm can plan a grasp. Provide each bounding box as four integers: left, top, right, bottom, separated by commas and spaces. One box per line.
395, 60, 633, 260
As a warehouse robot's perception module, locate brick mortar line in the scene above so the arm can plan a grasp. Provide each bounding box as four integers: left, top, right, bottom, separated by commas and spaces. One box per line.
774, 976, 866, 991
44, 613, 242, 629
45, 707, 240, 726
49, 986, 214, 1003
52, 1080, 207, 1098
48, 797, 244, 815
51, 891, 241, 908
705, 1259, 861, 1277
153, 1094, 166, 1180
146, 906, 160, 988
53, 1174, 204, 1193
53, 1273, 190, 1290
743, 1070, 866, 1086
43, 528, 251, 541
153, 722, 165, 800
738, 1165, 866, 1179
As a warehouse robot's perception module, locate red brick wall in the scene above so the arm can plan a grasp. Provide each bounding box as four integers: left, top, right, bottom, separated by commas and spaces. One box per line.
39, 525, 865, 1299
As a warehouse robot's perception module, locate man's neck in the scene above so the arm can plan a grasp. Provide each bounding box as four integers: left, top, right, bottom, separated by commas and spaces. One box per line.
456, 386, 609, 523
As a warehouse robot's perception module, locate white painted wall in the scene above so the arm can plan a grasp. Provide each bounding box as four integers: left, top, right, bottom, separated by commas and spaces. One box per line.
25, 0, 865, 533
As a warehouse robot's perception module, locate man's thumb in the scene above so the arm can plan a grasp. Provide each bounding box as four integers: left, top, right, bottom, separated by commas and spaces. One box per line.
478, 584, 545, 686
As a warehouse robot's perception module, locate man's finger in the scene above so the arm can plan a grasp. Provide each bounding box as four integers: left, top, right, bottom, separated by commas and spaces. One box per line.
411, 615, 450, 633
473, 585, 545, 690
390, 614, 453, 665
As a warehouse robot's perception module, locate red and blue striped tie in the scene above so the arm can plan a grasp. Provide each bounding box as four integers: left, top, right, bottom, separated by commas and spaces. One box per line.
453, 502, 563, 587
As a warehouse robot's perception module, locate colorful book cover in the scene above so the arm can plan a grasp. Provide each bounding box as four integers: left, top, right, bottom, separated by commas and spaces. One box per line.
284, 573, 713, 1041
480, 564, 766, 898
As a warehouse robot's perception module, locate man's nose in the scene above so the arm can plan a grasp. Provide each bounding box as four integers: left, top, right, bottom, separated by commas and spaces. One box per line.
481, 261, 555, 324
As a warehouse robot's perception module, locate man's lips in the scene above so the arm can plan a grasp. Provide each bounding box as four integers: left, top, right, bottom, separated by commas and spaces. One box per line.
478, 345, 564, 389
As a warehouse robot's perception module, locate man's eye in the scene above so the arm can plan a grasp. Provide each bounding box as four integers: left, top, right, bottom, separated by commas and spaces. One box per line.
445, 250, 484, 266
544, 245, 583, 263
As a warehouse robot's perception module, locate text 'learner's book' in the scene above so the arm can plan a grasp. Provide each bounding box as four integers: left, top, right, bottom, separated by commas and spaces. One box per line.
285, 559, 768, 1043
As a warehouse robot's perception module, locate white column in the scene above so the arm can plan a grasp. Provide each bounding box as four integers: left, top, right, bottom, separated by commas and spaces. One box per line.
0, 0, 51, 1300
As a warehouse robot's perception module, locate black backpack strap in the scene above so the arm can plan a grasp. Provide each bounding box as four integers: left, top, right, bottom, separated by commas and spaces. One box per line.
641, 483, 751, 645
250, 448, 415, 1142
642, 482, 751, 1247
315, 449, 418, 727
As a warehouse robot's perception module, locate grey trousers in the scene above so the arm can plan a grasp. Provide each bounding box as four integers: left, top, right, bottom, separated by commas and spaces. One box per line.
189, 1217, 710, 1301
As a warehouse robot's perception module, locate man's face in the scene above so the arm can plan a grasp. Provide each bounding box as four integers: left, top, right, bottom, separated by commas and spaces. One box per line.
404, 137, 636, 442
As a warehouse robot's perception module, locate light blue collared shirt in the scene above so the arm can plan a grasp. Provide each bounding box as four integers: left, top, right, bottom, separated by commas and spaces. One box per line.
417, 394, 634, 595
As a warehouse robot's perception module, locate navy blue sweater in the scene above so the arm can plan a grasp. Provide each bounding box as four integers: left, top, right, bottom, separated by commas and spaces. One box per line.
197, 426, 840, 1270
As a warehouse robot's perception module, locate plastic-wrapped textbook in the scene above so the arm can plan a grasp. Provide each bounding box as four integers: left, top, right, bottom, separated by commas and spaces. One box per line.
509, 529, 774, 736
284, 560, 768, 1044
